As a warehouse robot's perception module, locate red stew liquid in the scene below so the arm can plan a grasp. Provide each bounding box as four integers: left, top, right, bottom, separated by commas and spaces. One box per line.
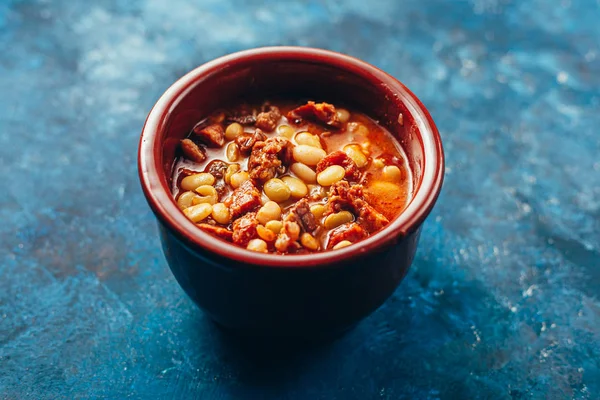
172, 101, 413, 254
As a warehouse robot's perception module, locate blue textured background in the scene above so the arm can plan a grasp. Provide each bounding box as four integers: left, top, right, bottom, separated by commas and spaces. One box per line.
1, 0, 599, 398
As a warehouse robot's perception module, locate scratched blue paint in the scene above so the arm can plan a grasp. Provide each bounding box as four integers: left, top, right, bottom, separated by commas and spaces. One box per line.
1, 0, 599, 398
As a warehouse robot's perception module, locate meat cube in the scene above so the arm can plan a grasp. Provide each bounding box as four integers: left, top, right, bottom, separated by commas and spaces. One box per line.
214, 181, 228, 198
180, 139, 206, 163
316, 151, 361, 182
255, 106, 281, 132
198, 224, 233, 242
226, 114, 256, 125
287, 101, 343, 129
179, 167, 201, 177
235, 129, 268, 155
225, 105, 257, 125
326, 223, 367, 249
224, 180, 262, 219
324, 181, 353, 216
288, 198, 317, 233
356, 203, 389, 233
248, 137, 294, 183
324, 181, 389, 233
205, 160, 228, 179
347, 185, 389, 233
232, 212, 259, 246
193, 124, 225, 147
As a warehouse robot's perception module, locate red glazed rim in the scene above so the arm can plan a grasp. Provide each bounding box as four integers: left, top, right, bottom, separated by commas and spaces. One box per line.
138, 47, 444, 268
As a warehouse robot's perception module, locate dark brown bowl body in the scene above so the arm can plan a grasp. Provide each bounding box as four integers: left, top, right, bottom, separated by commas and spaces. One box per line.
139, 47, 444, 338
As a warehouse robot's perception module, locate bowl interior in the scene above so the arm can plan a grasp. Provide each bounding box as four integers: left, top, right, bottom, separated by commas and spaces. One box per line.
159, 56, 425, 194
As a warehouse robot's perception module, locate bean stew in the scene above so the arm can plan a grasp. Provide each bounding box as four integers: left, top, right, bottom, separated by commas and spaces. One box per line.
171, 101, 413, 254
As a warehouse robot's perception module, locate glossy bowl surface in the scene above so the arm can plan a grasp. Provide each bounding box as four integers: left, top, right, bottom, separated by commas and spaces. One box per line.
138, 47, 444, 337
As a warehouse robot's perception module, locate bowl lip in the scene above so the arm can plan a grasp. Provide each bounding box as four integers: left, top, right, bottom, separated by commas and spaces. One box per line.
138, 46, 444, 269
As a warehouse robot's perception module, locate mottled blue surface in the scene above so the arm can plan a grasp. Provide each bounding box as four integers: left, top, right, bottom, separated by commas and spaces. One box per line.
1, 0, 599, 398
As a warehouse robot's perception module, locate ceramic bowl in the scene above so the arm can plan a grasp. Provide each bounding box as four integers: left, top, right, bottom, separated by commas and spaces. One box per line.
138, 47, 444, 338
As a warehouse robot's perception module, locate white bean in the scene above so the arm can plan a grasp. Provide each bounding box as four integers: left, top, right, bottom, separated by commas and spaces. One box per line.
317, 165, 346, 186
211, 203, 231, 224
292, 145, 326, 166
256, 201, 282, 225
290, 162, 317, 183
181, 173, 215, 191
282, 176, 308, 198
333, 240, 353, 249
183, 203, 212, 223
247, 238, 268, 253
294, 132, 322, 148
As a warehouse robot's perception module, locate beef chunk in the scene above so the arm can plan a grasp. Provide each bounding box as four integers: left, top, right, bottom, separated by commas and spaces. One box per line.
326, 223, 367, 249
198, 224, 233, 242
255, 106, 281, 132
316, 151, 361, 182
324, 181, 389, 233
214, 180, 228, 198
179, 167, 201, 177
248, 137, 294, 183
193, 124, 225, 147
346, 185, 389, 233
205, 160, 228, 179
232, 212, 259, 246
324, 181, 353, 215
288, 198, 317, 233
226, 114, 256, 125
355, 202, 389, 233
226, 105, 257, 125
235, 129, 268, 155
180, 139, 206, 163
225, 180, 262, 219
287, 101, 343, 129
